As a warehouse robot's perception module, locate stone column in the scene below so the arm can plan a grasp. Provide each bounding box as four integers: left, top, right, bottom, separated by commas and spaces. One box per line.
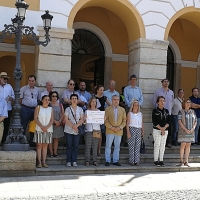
128, 38, 169, 145
35, 27, 74, 96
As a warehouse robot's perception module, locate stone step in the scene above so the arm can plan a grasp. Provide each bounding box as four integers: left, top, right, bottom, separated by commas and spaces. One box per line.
45, 154, 200, 165
35, 163, 200, 176
53, 145, 200, 155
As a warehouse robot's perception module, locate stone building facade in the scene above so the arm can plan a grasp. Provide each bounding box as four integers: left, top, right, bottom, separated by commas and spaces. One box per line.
0, 0, 200, 144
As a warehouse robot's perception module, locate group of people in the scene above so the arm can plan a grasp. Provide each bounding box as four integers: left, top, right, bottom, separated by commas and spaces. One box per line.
152, 79, 198, 167
0, 71, 199, 168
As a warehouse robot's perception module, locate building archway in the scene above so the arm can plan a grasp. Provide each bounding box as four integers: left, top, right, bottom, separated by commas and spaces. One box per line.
73, 22, 112, 57
166, 8, 200, 97
69, 0, 145, 92
71, 29, 105, 92
68, 0, 145, 43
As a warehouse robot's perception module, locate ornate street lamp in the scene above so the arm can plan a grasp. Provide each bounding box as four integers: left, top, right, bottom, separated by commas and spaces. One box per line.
0, 0, 53, 151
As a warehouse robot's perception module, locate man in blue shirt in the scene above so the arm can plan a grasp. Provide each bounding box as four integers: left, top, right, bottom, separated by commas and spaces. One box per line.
77, 81, 92, 111
103, 80, 119, 108
124, 74, 143, 107
123, 74, 143, 147
190, 88, 200, 144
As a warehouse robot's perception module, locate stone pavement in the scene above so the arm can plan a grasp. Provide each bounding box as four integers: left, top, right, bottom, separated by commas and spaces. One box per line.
0, 171, 200, 199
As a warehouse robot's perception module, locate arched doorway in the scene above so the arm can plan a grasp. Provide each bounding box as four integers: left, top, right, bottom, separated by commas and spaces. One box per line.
167, 46, 175, 90
71, 29, 105, 92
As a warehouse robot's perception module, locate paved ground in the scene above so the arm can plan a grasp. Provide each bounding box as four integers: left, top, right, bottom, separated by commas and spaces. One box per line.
0, 171, 200, 199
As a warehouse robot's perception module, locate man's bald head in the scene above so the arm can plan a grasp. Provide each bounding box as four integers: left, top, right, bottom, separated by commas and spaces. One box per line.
46, 81, 53, 92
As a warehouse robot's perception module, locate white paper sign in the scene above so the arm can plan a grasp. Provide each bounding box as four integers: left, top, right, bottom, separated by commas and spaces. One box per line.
86, 111, 105, 124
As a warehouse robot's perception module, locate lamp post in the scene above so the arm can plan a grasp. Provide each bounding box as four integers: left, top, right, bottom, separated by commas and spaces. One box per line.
0, 0, 53, 151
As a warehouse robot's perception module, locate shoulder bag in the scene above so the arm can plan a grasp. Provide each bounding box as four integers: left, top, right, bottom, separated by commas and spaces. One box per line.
69, 106, 85, 136
91, 124, 101, 139
29, 106, 40, 133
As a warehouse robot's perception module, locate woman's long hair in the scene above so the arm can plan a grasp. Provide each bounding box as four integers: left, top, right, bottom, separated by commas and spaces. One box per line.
87, 96, 97, 109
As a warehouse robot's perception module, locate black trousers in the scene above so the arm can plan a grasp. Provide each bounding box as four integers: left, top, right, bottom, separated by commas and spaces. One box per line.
2, 110, 12, 143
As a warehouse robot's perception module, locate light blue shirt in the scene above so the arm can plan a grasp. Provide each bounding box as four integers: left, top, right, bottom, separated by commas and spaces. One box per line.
103, 89, 119, 108
0, 98, 8, 118
77, 90, 92, 102
124, 85, 143, 107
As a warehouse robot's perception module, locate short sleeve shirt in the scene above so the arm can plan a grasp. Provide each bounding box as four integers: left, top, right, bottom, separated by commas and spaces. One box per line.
20, 85, 40, 107
64, 106, 83, 135
62, 89, 80, 100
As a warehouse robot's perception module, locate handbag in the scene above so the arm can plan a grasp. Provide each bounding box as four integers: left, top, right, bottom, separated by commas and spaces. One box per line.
29, 120, 36, 133
69, 106, 85, 136
91, 124, 101, 139
28, 106, 40, 133
92, 130, 101, 139
140, 137, 145, 154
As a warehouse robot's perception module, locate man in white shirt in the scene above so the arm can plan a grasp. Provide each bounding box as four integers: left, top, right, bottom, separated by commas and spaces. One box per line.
0, 72, 14, 143
41, 81, 53, 98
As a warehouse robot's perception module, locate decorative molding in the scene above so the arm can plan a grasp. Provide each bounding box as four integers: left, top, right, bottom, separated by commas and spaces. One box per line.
176, 60, 200, 68
0, 43, 35, 54
112, 54, 128, 62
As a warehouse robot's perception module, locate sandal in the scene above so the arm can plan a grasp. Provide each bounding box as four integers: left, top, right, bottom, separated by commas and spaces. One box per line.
37, 164, 42, 168
53, 154, 59, 158
97, 152, 101, 156
184, 162, 190, 167
49, 155, 54, 158
93, 161, 99, 166
42, 163, 49, 168
85, 161, 90, 166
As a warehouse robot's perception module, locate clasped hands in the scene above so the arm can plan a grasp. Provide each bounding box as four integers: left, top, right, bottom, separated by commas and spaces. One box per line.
111, 126, 120, 132
185, 128, 194, 134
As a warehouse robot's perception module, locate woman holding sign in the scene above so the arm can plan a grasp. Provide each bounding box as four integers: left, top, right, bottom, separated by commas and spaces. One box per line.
95, 85, 111, 156
85, 96, 101, 166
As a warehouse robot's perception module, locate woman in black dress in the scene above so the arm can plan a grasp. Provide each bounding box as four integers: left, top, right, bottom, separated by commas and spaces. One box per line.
95, 85, 111, 155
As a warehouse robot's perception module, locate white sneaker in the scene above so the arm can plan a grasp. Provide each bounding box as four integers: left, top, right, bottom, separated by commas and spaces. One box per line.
72, 162, 78, 167
66, 162, 71, 167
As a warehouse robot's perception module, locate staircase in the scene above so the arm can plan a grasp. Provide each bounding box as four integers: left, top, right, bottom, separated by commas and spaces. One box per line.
35, 145, 200, 176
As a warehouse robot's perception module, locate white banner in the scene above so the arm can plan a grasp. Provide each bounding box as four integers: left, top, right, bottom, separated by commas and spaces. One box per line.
86, 110, 105, 124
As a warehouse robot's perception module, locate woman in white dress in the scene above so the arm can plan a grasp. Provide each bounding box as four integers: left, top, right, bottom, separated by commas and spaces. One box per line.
34, 95, 54, 168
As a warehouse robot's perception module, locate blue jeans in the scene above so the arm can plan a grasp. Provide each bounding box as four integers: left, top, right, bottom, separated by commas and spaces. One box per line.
195, 118, 200, 143
172, 115, 178, 142
105, 134, 122, 163
65, 133, 80, 163
20, 105, 35, 142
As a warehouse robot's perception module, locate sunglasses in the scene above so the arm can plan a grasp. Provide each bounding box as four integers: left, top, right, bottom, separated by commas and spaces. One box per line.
110, 84, 116, 86
1, 77, 8, 80
31, 93, 33, 99
52, 95, 57, 97
69, 83, 75, 86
